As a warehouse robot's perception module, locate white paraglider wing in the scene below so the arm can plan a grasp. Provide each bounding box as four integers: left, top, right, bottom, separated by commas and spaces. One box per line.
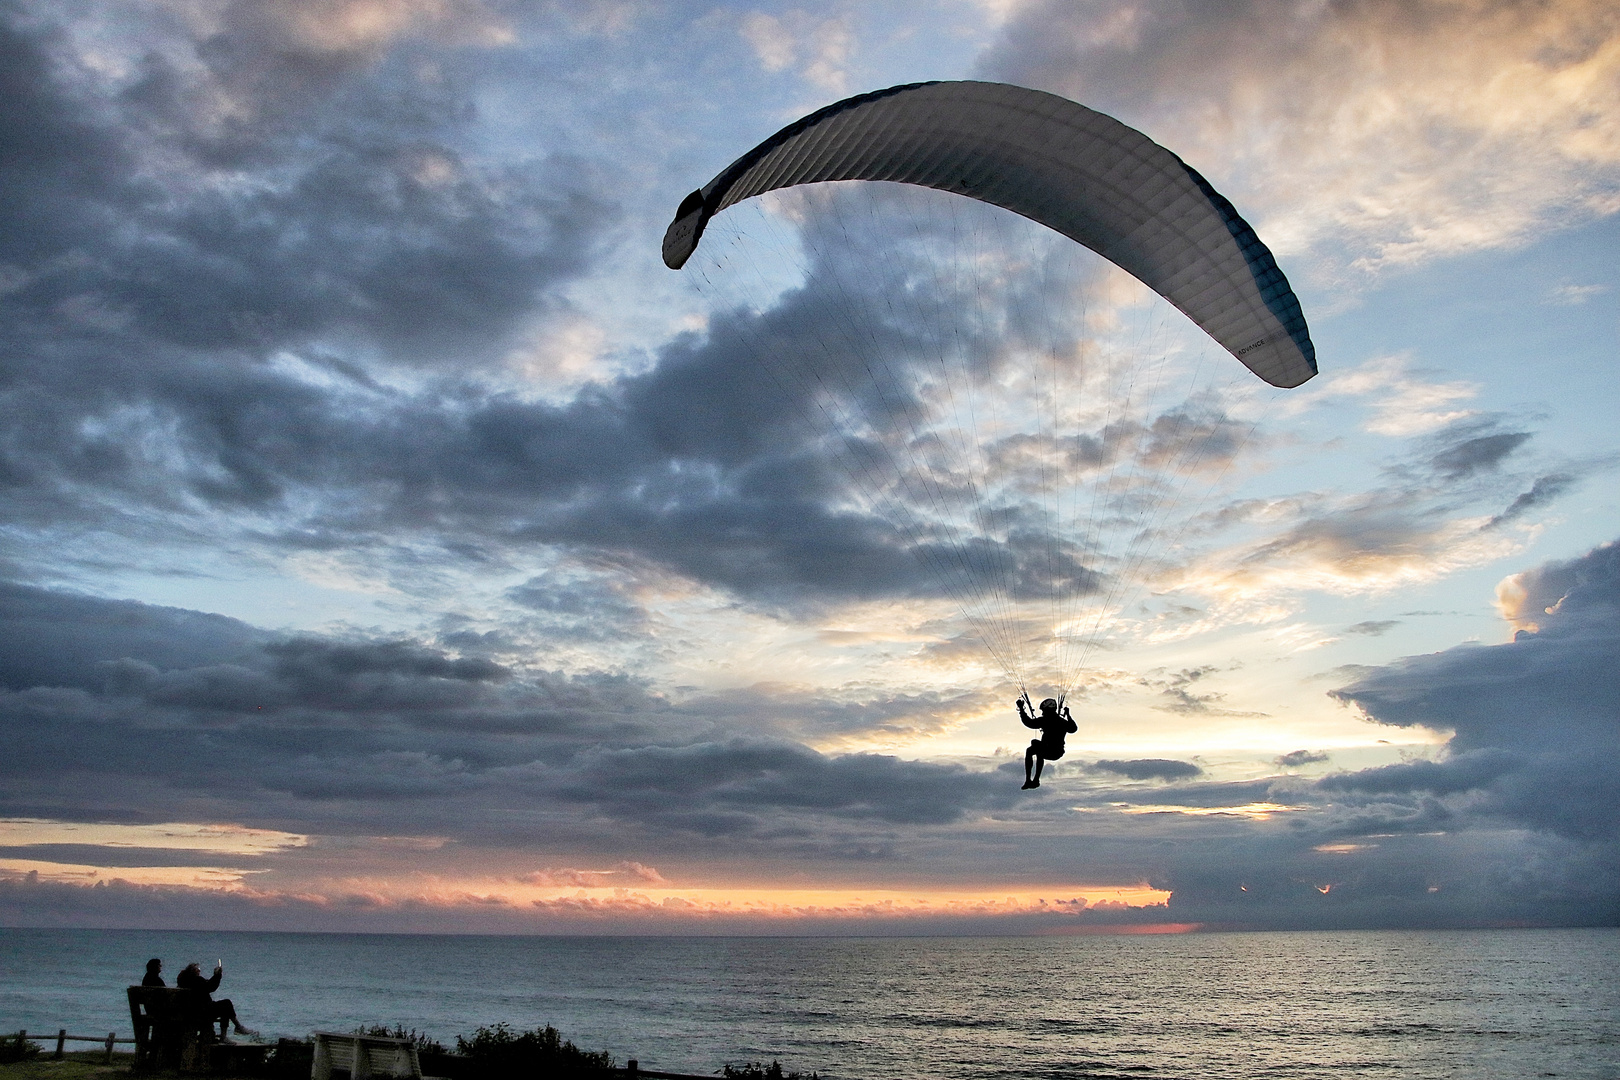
663, 80, 1315, 389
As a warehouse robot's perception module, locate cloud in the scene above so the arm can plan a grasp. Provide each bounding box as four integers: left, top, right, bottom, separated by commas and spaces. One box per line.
1484, 473, 1577, 530
1344, 621, 1398, 637
520, 861, 666, 887
1430, 431, 1531, 480
738, 10, 853, 94
551, 737, 1012, 828
1318, 749, 1519, 798
1304, 354, 1480, 438
1545, 282, 1612, 305
1495, 538, 1620, 635
1329, 539, 1620, 844
1178, 413, 1579, 605
0, 870, 1183, 935
982, 0, 1620, 282
1141, 665, 1265, 717
4, 554, 1617, 931
0, 581, 1022, 873
1099, 538, 1620, 928
1090, 758, 1203, 781
0, 1, 612, 540
0, 4, 1062, 613
0, 581, 266, 692
0, 1, 1390, 635
2, 1, 1615, 937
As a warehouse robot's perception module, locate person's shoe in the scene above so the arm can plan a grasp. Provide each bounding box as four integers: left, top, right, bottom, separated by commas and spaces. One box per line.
1021, 780, 1036, 789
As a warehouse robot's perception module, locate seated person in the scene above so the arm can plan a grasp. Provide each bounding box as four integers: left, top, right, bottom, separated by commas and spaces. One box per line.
142, 958, 165, 987
176, 961, 254, 1039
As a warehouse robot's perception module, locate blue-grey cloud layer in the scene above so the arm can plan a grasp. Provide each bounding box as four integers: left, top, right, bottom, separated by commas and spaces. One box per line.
1155, 540, 1620, 928
4, 536, 1618, 929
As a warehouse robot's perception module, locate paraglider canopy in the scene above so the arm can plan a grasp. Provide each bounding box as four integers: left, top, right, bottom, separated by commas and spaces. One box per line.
664, 80, 1321, 701
664, 80, 1315, 389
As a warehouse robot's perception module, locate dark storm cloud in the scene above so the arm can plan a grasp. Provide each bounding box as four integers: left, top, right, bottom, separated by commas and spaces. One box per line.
0, 2, 1267, 612
0, 581, 265, 692
0, 0, 1071, 607
1141, 539, 1620, 927
0, 0, 611, 522
1089, 758, 1203, 781
1155, 826, 1619, 930
553, 737, 1009, 828
1317, 749, 1519, 798
1327, 540, 1620, 844
0, 582, 1010, 859
5, 563, 1616, 929
890, 537, 1620, 928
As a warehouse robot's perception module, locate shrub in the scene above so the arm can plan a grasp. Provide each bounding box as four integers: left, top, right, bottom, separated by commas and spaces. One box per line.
355, 1026, 448, 1057
0, 1035, 42, 1065
454, 1023, 615, 1077
722, 1062, 816, 1080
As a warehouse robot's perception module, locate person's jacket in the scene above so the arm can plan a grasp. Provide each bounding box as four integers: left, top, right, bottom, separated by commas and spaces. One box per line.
176, 967, 221, 996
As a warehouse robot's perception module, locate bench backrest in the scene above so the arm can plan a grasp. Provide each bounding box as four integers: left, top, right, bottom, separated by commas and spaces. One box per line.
311, 1032, 422, 1080
127, 987, 214, 1071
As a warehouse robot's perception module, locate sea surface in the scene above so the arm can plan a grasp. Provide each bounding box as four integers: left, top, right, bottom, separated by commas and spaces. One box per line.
1, 927, 1617, 1080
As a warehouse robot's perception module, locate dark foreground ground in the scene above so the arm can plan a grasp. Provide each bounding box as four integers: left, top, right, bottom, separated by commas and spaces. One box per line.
0, 1052, 205, 1080
0, 1044, 807, 1080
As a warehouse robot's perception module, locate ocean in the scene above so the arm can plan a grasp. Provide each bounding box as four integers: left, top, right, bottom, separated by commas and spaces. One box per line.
1, 927, 1616, 1079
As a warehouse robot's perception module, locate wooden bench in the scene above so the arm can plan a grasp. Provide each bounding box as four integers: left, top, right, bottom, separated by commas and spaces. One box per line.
128, 986, 218, 1072
310, 1032, 423, 1080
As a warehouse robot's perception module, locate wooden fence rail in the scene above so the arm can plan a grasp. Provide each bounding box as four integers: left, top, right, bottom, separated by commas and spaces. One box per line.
7, 1028, 137, 1064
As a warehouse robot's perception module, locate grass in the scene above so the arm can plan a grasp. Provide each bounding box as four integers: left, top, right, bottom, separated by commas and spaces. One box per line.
0, 1050, 263, 1080
0, 1051, 140, 1080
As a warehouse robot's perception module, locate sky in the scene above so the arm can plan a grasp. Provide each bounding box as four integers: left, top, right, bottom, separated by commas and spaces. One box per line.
0, 0, 1616, 934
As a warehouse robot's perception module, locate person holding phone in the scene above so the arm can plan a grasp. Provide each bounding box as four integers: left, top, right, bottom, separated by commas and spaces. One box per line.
176, 961, 255, 1039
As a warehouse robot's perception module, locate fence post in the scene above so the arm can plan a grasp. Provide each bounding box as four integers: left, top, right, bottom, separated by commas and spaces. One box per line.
628, 1060, 638, 1079
105, 1032, 116, 1063
56, 1029, 66, 1059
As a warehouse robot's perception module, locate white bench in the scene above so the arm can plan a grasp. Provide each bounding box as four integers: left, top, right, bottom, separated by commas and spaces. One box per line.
310, 1032, 422, 1080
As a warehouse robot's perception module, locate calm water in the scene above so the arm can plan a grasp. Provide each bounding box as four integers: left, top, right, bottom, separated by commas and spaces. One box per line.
1, 928, 1616, 1079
